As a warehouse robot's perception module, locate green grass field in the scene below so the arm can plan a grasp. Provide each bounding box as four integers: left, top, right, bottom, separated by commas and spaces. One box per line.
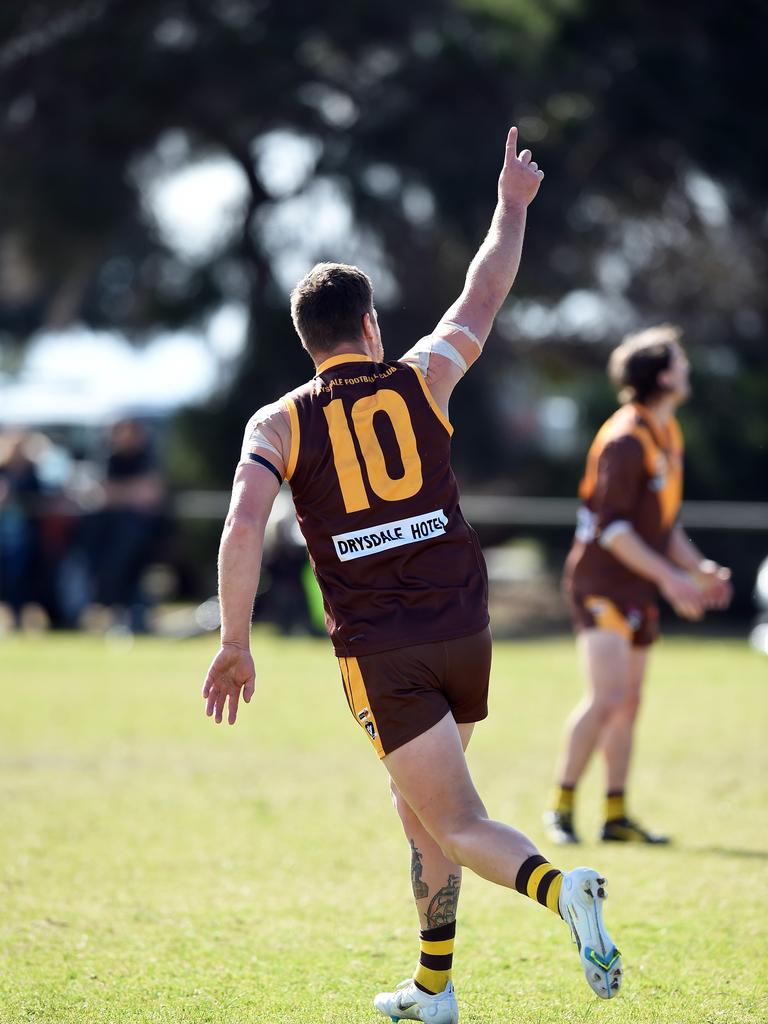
1, 632, 766, 1023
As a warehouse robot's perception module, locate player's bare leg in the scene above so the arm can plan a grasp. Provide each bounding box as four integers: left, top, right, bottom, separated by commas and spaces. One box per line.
545, 630, 629, 843
385, 713, 537, 885
380, 712, 622, 1001
373, 725, 473, 1023
390, 722, 475, 929
558, 630, 630, 786
600, 646, 647, 792
599, 647, 668, 843
394, 788, 463, 927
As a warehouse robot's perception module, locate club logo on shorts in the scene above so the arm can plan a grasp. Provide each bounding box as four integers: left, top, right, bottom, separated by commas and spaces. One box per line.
356, 706, 377, 739
332, 509, 448, 562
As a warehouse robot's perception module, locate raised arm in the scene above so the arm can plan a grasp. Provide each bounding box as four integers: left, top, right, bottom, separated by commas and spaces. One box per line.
401, 126, 544, 411
443, 126, 543, 345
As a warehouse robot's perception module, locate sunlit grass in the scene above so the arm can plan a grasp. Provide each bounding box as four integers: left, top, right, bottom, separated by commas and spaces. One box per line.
1, 632, 766, 1022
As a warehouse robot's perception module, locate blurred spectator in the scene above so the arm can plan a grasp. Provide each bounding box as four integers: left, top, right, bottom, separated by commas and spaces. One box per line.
78, 418, 166, 633
0, 431, 47, 629
258, 498, 317, 636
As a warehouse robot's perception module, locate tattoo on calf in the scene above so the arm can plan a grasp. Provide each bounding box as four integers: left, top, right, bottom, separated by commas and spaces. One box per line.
410, 839, 429, 900
426, 873, 460, 927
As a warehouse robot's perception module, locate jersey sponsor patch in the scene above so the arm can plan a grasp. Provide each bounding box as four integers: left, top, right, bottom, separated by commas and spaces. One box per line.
332, 508, 448, 562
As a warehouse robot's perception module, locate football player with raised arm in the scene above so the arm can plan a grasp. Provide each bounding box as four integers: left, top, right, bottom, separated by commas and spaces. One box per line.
202, 128, 623, 1023
545, 327, 733, 846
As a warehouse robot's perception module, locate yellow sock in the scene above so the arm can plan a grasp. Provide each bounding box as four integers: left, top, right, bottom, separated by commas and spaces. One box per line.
515, 855, 564, 918
605, 790, 626, 821
552, 784, 575, 815
413, 921, 455, 995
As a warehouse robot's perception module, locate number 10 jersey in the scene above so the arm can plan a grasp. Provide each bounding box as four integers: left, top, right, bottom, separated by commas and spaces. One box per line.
283, 353, 489, 657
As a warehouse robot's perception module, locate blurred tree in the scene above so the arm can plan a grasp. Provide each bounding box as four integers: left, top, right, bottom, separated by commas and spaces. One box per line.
0, 0, 765, 499
482, 0, 768, 502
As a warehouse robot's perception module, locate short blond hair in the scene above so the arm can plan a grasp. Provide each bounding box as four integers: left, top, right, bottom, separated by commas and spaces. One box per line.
608, 324, 683, 404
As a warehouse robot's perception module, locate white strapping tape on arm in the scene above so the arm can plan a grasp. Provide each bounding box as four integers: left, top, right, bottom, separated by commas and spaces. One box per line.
599, 520, 632, 548
441, 320, 483, 350
409, 335, 468, 374
246, 427, 283, 461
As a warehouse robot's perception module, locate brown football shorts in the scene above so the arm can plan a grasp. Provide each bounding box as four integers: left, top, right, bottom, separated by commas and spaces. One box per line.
337, 626, 492, 758
570, 593, 659, 647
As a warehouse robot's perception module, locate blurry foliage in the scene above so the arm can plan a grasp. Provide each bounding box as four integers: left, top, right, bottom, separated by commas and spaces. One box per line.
0, 0, 765, 498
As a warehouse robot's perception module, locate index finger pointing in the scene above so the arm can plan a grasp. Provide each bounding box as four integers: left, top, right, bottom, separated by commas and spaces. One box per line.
505, 126, 518, 160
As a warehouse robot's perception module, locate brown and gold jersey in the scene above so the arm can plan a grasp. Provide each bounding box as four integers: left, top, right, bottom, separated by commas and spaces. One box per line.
270, 353, 488, 656
563, 402, 684, 604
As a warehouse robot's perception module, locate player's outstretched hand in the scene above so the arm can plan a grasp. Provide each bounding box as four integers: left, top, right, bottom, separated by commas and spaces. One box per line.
659, 567, 707, 621
202, 643, 256, 725
498, 126, 544, 207
693, 560, 734, 611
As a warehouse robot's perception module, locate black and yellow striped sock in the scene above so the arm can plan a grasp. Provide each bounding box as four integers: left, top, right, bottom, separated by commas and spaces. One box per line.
552, 783, 576, 815
605, 790, 626, 822
515, 854, 564, 918
413, 920, 455, 995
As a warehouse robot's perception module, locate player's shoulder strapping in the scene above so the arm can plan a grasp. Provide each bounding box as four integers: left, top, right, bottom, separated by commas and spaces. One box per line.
240, 396, 293, 484
401, 332, 471, 377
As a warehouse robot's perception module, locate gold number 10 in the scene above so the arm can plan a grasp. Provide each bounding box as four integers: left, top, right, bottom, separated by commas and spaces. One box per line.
323, 390, 423, 513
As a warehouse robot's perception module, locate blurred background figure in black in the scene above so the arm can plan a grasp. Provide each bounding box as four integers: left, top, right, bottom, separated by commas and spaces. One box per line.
0, 430, 46, 630
258, 494, 321, 637
78, 418, 166, 634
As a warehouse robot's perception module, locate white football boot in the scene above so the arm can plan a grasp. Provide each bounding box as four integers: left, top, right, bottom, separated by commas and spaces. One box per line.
373, 978, 458, 1023
559, 867, 622, 998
